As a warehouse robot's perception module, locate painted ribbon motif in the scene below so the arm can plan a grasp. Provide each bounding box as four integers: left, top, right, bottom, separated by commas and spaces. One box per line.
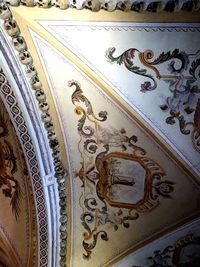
106, 47, 200, 153
68, 80, 175, 259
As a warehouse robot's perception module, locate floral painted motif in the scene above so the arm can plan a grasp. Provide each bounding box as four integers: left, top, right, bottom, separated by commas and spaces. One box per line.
0, 101, 22, 219
106, 48, 200, 153
68, 80, 175, 259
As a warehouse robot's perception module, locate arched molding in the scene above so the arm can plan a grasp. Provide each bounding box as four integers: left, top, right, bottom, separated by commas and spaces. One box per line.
0, 57, 49, 267
0, 26, 66, 267
0, 1, 68, 266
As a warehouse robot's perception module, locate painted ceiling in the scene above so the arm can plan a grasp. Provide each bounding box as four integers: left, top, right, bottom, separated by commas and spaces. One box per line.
0, 95, 37, 267
0, 4, 200, 267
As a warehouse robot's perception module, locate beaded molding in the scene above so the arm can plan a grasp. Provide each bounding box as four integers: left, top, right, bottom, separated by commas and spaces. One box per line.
4, 0, 200, 12
0, 2, 68, 267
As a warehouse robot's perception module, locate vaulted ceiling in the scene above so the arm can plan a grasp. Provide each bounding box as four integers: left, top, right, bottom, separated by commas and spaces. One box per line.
0, 3, 200, 267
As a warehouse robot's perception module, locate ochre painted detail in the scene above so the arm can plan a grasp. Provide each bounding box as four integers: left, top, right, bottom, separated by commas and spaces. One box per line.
107, 47, 200, 153
69, 80, 175, 259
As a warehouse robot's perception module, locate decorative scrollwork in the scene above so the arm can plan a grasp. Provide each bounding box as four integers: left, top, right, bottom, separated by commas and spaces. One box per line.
69, 80, 174, 259
83, 139, 98, 154
83, 231, 108, 260
106, 46, 200, 153
106, 47, 157, 92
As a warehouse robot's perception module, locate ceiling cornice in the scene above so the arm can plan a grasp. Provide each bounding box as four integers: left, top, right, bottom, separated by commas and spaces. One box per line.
5, 0, 200, 12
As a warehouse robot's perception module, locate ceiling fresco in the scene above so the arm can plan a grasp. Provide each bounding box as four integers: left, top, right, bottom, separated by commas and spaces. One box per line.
1, 6, 200, 267
0, 96, 37, 267
39, 21, 200, 177
114, 218, 200, 267
30, 33, 200, 267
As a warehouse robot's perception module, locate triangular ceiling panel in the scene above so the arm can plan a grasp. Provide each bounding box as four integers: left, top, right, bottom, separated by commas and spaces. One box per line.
39, 21, 200, 176
31, 31, 200, 267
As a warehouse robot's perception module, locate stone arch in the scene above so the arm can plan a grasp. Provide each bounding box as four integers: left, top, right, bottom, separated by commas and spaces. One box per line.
0, 28, 64, 267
